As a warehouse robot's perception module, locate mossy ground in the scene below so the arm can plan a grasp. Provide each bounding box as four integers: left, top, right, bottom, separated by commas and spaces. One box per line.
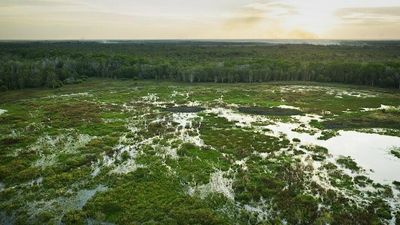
1, 79, 400, 224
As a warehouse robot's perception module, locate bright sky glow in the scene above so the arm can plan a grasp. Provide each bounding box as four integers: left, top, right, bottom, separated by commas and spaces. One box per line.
0, 0, 399, 39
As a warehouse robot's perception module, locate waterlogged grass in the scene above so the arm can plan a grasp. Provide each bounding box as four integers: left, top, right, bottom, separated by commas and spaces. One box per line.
0, 79, 400, 224
174, 143, 231, 184
322, 110, 400, 130
301, 145, 329, 161
336, 156, 362, 172
391, 147, 400, 159
200, 116, 289, 159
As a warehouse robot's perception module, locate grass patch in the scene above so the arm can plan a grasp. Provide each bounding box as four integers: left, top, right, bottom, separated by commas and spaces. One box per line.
336, 156, 361, 172
390, 147, 400, 159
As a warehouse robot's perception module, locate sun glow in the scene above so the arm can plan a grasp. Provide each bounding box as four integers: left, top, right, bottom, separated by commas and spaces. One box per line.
0, 0, 399, 39
283, 5, 338, 36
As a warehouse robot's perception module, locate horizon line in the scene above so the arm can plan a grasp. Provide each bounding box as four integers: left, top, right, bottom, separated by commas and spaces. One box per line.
1, 38, 400, 42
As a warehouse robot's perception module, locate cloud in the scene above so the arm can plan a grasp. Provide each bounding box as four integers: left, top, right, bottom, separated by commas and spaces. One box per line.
337, 7, 400, 17
224, 7, 265, 28
224, 0, 297, 28
245, 0, 297, 16
336, 7, 400, 24
1, 0, 398, 39
326, 6, 400, 39
222, 0, 319, 39
0, 0, 82, 7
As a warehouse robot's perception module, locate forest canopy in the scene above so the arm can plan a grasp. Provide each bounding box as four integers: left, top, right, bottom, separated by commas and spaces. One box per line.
1, 40, 400, 90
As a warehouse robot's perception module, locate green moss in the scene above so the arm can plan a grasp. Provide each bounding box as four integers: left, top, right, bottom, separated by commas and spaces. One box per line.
312, 154, 326, 161
41, 101, 102, 128
318, 130, 338, 140
292, 138, 301, 143
302, 145, 328, 161
43, 167, 92, 189
354, 175, 373, 187
329, 171, 355, 189
172, 143, 230, 184
302, 145, 328, 155
61, 210, 87, 225
336, 156, 361, 172
201, 115, 289, 159
0, 156, 40, 184
58, 153, 95, 170
322, 111, 400, 130
309, 120, 324, 129
393, 181, 400, 191
84, 168, 231, 224
391, 147, 400, 159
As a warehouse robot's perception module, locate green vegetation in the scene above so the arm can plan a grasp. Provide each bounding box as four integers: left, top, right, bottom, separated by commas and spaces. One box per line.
301, 145, 329, 161
391, 147, 400, 159
318, 130, 338, 140
336, 156, 362, 172
0, 78, 399, 224
1, 41, 400, 91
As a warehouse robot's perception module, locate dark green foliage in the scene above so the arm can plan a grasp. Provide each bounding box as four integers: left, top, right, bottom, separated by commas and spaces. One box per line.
84, 168, 231, 225
354, 175, 373, 187
1, 41, 400, 90
318, 130, 338, 140
394, 181, 400, 190
391, 147, 400, 159
302, 145, 329, 154
174, 144, 230, 184
42, 101, 101, 128
292, 138, 301, 142
61, 210, 87, 225
164, 106, 205, 113
302, 145, 328, 161
322, 111, 400, 130
336, 156, 361, 172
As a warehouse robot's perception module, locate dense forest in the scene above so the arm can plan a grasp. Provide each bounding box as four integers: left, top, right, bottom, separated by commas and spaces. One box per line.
1, 40, 400, 90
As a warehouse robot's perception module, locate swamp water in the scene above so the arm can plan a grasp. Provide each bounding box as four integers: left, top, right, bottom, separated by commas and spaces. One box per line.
209, 106, 400, 185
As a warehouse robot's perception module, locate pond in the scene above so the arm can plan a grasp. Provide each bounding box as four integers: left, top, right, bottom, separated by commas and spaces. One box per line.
267, 121, 400, 184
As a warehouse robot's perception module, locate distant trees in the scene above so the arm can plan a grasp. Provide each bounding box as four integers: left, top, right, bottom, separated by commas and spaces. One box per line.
1, 42, 400, 90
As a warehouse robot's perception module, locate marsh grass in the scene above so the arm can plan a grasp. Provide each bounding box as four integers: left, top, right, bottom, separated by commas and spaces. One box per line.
0, 79, 399, 224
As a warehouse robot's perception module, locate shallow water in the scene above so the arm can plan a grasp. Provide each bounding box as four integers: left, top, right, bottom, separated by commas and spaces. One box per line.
276, 105, 301, 110
207, 106, 400, 184
0, 109, 7, 115
188, 170, 234, 200
75, 185, 108, 209
323, 131, 400, 184
267, 121, 400, 184
206, 107, 270, 127
47, 92, 92, 98
172, 112, 205, 147
362, 104, 400, 112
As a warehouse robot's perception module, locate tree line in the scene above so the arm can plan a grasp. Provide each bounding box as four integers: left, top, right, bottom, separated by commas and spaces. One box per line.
1, 41, 400, 90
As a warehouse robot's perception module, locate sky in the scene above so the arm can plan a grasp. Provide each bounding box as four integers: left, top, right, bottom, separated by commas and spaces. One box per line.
0, 0, 399, 40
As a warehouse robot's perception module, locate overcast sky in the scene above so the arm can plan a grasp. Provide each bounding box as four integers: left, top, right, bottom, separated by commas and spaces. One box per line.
0, 0, 399, 40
